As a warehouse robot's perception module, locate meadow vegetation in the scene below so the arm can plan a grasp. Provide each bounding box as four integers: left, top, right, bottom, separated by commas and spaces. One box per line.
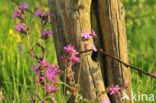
0, 0, 155, 102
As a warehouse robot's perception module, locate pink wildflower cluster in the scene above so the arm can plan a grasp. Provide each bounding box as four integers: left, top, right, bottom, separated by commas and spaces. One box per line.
13, 2, 59, 102
34, 10, 53, 40
81, 29, 98, 52
15, 24, 25, 31
13, 10, 22, 18
35, 9, 54, 27
38, 60, 50, 67
59, 45, 80, 97
64, 45, 80, 64
107, 80, 129, 102
46, 64, 63, 83
35, 10, 43, 17
81, 29, 97, 40
41, 29, 52, 40
13, 2, 28, 19
12, 2, 29, 34
35, 9, 54, 18
31, 60, 63, 98
18, 2, 28, 9
81, 30, 92, 39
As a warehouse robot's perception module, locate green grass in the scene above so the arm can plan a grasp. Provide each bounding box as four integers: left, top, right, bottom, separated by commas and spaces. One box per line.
0, 0, 155, 103
124, 1, 156, 102
127, 24, 156, 102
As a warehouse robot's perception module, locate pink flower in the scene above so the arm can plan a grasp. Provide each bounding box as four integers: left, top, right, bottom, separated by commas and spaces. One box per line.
109, 85, 120, 95
15, 24, 25, 32
38, 60, 50, 67
44, 84, 58, 93
12, 10, 22, 18
81, 30, 92, 39
64, 45, 80, 63
46, 64, 63, 83
41, 29, 52, 40
46, 65, 57, 81
92, 45, 98, 52
35, 10, 54, 17
52, 97, 57, 103
71, 56, 80, 63
18, 2, 28, 9
92, 29, 97, 37
35, 10, 43, 17
64, 45, 78, 54
102, 98, 110, 103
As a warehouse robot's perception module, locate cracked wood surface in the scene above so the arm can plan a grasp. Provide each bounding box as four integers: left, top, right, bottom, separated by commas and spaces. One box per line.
48, 0, 109, 102
98, 0, 132, 103
48, 0, 132, 103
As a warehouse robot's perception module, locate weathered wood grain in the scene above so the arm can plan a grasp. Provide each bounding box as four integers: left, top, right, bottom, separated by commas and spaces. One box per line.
98, 0, 132, 102
48, 0, 132, 102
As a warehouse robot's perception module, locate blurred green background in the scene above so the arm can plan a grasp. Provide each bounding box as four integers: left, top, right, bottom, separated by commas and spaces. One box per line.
0, 0, 155, 102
